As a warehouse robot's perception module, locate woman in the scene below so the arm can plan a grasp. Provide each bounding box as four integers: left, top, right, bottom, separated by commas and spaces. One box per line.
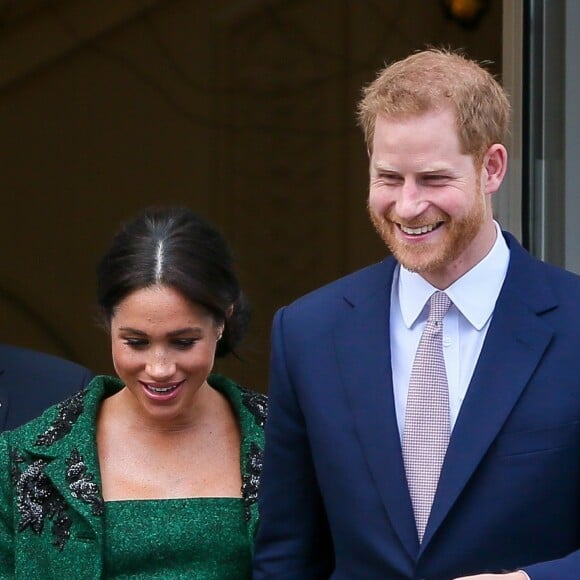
0, 207, 266, 578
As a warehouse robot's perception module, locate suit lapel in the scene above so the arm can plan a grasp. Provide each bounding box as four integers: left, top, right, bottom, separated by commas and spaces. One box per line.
421, 235, 557, 550
334, 260, 419, 559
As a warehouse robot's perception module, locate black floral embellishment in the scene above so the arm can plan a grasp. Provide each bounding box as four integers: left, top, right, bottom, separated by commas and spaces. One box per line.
35, 389, 87, 447
242, 442, 263, 521
12, 453, 72, 550
241, 388, 267, 428
66, 448, 104, 516
9, 448, 25, 486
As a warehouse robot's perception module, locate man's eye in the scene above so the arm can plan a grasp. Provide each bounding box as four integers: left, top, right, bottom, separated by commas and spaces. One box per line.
378, 174, 402, 185
423, 175, 448, 183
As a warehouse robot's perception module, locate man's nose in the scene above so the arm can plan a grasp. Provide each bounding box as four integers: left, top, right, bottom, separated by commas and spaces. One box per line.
395, 180, 428, 220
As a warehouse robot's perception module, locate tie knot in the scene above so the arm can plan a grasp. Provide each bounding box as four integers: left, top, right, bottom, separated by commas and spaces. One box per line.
428, 291, 451, 324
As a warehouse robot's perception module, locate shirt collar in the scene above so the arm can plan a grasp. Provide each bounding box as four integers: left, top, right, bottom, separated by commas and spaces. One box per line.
398, 221, 510, 330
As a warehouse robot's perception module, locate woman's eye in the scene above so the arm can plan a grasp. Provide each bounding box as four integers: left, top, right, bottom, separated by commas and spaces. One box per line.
124, 338, 148, 348
172, 338, 196, 349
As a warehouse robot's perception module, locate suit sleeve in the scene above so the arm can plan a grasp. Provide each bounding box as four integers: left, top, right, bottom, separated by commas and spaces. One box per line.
523, 551, 580, 579
253, 307, 334, 579
0, 434, 15, 577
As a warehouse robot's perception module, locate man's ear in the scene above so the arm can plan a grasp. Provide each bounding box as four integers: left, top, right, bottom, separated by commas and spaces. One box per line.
482, 143, 508, 195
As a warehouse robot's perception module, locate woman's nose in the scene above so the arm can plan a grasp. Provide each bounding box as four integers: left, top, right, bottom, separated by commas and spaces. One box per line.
145, 352, 176, 379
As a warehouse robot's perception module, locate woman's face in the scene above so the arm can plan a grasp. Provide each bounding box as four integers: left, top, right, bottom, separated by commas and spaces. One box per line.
110, 285, 222, 424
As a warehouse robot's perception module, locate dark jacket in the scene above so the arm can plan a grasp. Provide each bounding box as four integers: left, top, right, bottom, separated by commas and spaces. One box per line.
254, 232, 580, 579
0, 344, 93, 432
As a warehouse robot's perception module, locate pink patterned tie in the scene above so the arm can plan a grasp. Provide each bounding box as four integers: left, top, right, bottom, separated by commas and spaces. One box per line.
402, 291, 452, 542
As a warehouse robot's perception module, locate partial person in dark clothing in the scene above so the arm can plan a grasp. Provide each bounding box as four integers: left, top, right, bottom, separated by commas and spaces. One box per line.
0, 343, 93, 432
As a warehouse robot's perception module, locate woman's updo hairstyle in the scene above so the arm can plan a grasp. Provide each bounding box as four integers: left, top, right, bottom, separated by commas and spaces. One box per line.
97, 206, 250, 358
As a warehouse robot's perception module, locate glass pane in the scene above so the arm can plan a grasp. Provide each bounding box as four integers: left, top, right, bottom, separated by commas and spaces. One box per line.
522, 0, 580, 272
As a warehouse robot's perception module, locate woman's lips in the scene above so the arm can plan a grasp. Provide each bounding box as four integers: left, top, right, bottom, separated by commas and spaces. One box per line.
139, 380, 185, 400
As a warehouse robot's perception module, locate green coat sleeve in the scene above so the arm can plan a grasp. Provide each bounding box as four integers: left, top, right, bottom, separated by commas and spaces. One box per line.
0, 433, 15, 577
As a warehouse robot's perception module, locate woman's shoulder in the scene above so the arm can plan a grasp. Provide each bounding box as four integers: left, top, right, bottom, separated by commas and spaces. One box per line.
208, 374, 266, 534
208, 373, 267, 430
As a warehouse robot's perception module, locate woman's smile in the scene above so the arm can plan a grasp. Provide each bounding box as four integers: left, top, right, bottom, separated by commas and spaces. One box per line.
139, 379, 186, 400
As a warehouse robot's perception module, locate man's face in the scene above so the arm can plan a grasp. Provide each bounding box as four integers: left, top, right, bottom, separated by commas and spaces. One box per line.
367, 108, 495, 288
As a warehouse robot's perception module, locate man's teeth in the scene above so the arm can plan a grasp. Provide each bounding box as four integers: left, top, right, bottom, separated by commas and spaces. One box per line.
401, 223, 437, 235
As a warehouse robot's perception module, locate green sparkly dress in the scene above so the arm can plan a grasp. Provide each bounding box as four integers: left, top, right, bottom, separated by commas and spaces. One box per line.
0, 374, 266, 579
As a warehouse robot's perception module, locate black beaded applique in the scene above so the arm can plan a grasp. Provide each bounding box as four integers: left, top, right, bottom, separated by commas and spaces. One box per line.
66, 448, 104, 516
10, 449, 72, 550
240, 388, 267, 428
241, 442, 263, 521
35, 389, 87, 447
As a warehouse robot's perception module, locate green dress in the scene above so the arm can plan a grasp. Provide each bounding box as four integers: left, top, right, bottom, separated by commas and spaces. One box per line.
104, 498, 251, 579
0, 374, 266, 579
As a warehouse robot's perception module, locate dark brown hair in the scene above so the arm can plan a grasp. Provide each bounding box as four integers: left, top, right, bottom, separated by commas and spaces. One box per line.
97, 206, 250, 358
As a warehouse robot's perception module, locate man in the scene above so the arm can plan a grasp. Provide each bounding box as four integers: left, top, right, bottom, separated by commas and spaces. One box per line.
0, 343, 93, 432
254, 49, 580, 579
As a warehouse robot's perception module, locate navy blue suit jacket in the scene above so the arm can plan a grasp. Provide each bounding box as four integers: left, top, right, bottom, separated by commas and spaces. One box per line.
254, 233, 580, 579
0, 344, 93, 432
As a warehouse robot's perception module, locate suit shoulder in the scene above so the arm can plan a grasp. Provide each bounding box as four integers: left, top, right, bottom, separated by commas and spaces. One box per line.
284, 259, 394, 312
537, 261, 580, 311
0, 394, 64, 444
0, 377, 107, 443
0, 344, 92, 379
514, 242, 580, 292
538, 259, 580, 285
502, 233, 580, 317
504, 230, 580, 284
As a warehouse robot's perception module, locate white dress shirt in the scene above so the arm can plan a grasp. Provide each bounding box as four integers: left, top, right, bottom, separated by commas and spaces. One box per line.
390, 222, 510, 439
